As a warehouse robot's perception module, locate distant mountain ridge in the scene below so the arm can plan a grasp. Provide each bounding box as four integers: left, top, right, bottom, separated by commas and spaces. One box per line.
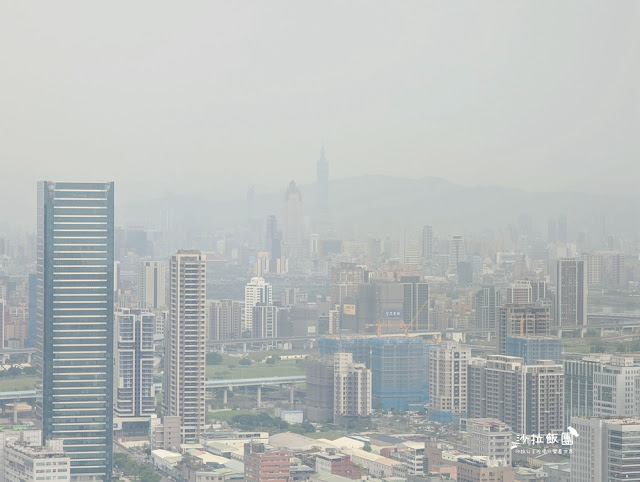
118, 175, 640, 239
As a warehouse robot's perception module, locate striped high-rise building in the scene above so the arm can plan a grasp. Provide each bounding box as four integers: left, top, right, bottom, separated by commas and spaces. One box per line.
37, 181, 114, 481
164, 250, 206, 443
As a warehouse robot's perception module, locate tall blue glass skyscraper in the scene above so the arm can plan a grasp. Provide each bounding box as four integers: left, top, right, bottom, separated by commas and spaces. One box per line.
37, 181, 114, 481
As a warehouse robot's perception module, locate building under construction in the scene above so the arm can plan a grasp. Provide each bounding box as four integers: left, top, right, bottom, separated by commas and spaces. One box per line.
318, 336, 429, 411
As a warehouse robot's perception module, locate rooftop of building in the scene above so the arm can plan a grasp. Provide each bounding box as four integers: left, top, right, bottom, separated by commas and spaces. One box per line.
348, 448, 403, 466
6, 442, 68, 459
310, 474, 361, 482
465, 418, 511, 428
317, 436, 365, 451
269, 432, 336, 452
400, 441, 425, 450
151, 449, 183, 462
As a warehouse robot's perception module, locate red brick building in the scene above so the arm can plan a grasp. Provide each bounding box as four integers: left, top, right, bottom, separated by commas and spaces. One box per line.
245, 442, 290, 482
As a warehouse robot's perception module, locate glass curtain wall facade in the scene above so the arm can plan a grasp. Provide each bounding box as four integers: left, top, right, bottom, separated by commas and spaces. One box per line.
37, 181, 114, 481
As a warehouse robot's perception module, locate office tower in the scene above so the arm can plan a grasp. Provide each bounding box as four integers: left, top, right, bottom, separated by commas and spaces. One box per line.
448, 234, 465, 272
472, 356, 564, 436
113, 261, 121, 304
506, 281, 532, 304
506, 336, 562, 364
422, 225, 434, 261
264, 215, 281, 273
556, 258, 587, 327
113, 308, 155, 419
306, 356, 335, 423
309, 233, 319, 258
330, 263, 369, 308
138, 260, 166, 309
404, 241, 420, 265
564, 354, 612, 429
497, 304, 551, 355
370, 337, 427, 410
316, 145, 329, 214
475, 285, 502, 331
287, 303, 317, 337
207, 300, 242, 341
457, 261, 473, 287
37, 181, 114, 480
164, 250, 206, 443
399, 277, 429, 332
530, 280, 547, 303
571, 417, 640, 482
244, 443, 290, 482
593, 355, 640, 418
557, 214, 567, 243
27, 273, 37, 347
252, 304, 278, 339
429, 342, 470, 418
244, 277, 272, 334
254, 251, 270, 276
333, 352, 371, 424
282, 180, 304, 258
465, 419, 512, 466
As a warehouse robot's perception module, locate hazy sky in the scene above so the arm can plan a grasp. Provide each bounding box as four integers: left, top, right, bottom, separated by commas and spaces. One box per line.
1, 1, 639, 226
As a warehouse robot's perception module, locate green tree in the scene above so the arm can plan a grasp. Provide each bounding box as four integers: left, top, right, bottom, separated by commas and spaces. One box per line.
206, 352, 224, 365
266, 356, 280, 365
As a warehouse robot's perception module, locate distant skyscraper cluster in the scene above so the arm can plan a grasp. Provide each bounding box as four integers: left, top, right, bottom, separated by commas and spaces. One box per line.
2, 146, 640, 482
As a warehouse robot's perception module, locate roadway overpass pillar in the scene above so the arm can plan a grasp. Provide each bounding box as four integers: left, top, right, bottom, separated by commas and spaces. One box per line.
257, 386, 262, 409
13, 400, 18, 424
289, 385, 294, 405
223, 389, 228, 406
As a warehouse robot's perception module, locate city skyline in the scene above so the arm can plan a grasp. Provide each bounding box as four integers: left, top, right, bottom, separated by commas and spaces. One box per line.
1, 2, 639, 481
1, 0, 639, 229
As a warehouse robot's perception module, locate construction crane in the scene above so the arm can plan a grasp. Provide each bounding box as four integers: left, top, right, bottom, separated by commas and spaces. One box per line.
400, 298, 430, 336
376, 315, 389, 337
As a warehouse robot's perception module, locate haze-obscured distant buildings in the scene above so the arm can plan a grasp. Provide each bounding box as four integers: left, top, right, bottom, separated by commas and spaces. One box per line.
556, 258, 587, 327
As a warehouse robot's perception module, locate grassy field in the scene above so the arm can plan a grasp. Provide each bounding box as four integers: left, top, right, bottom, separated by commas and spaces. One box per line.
207, 355, 306, 380
0, 376, 37, 392
563, 344, 591, 354
306, 431, 345, 440
206, 409, 262, 422
589, 294, 640, 311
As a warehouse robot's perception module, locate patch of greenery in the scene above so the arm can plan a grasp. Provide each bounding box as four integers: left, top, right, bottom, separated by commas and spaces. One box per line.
229, 412, 315, 435
0, 376, 37, 392
206, 352, 224, 365
113, 453, 161, 482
